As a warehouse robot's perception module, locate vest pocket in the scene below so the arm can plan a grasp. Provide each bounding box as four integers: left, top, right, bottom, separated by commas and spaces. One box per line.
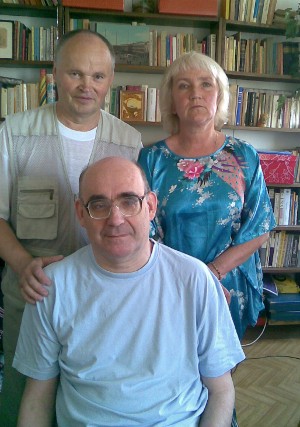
16, 177, 58, 240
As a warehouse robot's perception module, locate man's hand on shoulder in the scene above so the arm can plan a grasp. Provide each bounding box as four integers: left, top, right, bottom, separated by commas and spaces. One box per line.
20, 255, 64, 304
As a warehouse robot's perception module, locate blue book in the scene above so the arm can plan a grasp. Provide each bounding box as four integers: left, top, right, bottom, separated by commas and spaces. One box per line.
253, 0, 261, 21
235, 86, 244, 126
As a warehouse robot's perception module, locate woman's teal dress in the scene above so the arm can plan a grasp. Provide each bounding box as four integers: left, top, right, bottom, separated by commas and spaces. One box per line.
138, 136, 276, 339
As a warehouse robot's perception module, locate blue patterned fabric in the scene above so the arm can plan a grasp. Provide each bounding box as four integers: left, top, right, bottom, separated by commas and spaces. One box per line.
138, 136, 276, 339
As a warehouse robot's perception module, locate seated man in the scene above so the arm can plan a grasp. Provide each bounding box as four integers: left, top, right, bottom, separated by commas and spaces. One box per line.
13, 156, 245, 427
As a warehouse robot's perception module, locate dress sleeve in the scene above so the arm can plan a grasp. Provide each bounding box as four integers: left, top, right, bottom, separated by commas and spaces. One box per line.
233, 149, 276, 245
138, 148, 164, 241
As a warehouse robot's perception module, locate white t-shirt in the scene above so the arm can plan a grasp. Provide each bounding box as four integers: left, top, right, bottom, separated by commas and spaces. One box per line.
58, 121, 96, 196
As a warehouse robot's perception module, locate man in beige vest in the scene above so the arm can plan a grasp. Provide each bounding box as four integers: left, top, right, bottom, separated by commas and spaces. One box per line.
0, 30, 142, 426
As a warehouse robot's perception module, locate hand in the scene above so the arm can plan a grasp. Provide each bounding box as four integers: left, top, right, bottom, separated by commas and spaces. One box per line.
19, 255, 64, 304
221, 284, 231, 305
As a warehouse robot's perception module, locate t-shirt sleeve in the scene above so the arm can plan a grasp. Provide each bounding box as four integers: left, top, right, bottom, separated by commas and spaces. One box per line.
196, 268, 245, 377
13, 291, 60, 380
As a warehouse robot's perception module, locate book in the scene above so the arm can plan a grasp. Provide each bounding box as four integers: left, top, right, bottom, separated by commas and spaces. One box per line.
120, 90, 145, 122
266, 0, 277, 25
146, 87, 157, 122
235, 86, 244, 126
259, 239, 268, 266
261, 0, 271, 24
229, 0, 236, 21
279, 188, 291, 226
0, 86, 8, 118
289, 234, 299, 267
228, 83, 238, 126
221, 0, 230, 19
263, 275, 278, 296
160, 30, 168, 67
155, 89, 161, 122
46, 73, 56, 104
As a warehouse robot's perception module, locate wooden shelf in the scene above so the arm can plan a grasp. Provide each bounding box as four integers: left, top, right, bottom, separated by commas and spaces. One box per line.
0, 60, 53, 68
0, 4, 57, 18
263, 267, 300, 274
222, 18, 289, 35
64, 8, 218, 28
226, 71, 300, 83
267, 183, 300, 188
274, 226, 300, 231
224, 125, 300, 133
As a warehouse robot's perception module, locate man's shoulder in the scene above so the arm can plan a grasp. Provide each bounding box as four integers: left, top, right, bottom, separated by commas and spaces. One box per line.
156, 241, 205, 270
100, 110, 142, 146
44, 245, 91, 276
5, 104, 55, 136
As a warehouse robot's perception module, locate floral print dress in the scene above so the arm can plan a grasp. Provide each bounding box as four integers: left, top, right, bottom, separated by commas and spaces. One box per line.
138, 136, 276, 339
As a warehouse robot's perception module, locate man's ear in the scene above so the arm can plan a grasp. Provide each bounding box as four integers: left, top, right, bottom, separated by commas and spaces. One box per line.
147, 192, 157, 221
75, 198, 86, 228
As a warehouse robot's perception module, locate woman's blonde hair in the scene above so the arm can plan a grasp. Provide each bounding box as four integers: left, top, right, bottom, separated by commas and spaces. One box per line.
159, 51, 229, 134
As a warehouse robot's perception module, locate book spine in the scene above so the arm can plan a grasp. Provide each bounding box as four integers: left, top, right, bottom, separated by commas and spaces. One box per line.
235, 86, 244, 126
146, 87, 157, 122
46, 73, 56, 104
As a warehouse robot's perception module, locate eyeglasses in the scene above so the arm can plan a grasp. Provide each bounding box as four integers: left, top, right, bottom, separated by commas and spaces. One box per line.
82, 194, 148, 220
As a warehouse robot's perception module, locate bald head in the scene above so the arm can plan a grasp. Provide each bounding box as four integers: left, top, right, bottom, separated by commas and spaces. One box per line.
79, 157, 150, 200
75, 156, 157, 272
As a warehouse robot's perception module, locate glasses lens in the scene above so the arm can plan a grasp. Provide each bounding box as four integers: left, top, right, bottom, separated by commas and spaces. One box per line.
88, 199, 111, 219
118, 195, 141, 216
87, 195, 143, 219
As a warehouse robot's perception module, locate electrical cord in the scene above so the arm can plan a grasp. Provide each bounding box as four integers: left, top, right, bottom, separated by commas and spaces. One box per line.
241, 316, 268, 347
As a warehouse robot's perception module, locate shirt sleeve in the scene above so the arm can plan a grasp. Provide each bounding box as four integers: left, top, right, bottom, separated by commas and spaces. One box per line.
138, 147, 164, 240
13, 289, 60, 380
195, 267, 245, 377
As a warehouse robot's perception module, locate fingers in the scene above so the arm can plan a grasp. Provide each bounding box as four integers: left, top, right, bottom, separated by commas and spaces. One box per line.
221, 285, 232, 305
19, 255, 64, 304
43, 255, 64, 267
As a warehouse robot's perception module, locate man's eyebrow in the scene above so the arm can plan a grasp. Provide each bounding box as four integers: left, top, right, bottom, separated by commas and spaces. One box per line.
87, 192, 139, 202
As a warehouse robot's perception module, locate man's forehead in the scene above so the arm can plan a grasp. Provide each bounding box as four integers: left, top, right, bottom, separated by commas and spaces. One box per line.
84, 164, 144, 193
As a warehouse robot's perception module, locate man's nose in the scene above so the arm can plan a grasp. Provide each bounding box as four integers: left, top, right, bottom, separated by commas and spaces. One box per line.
80, 76, 92, 90
106, 205, 125, 225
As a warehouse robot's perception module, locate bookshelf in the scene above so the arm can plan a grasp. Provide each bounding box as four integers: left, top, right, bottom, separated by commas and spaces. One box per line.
0, 4, 62, 118
0, 2, 299, 145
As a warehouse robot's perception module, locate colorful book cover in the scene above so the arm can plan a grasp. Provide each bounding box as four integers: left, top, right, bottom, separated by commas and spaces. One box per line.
120, 90, 145, 122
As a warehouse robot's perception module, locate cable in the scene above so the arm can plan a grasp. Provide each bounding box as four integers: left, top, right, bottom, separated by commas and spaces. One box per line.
241, 316, 268, 347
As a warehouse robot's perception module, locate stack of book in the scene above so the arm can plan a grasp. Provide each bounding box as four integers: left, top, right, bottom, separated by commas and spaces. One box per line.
263, 274, 300, 323
104, 85, 161, 123
69, 19, 217, 66
221, 0, 277, 25
0, 72, 57, 119
259, 231, 300, 268
224, 33, 299, 77
227, 85, 300, 129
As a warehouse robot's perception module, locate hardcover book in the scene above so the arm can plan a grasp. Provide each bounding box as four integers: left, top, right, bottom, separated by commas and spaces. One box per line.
120, 90, 145, 122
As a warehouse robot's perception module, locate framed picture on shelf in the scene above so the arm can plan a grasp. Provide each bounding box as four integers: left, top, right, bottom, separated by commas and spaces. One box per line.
120, 90, 145, 122
0, 21, 13, 59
